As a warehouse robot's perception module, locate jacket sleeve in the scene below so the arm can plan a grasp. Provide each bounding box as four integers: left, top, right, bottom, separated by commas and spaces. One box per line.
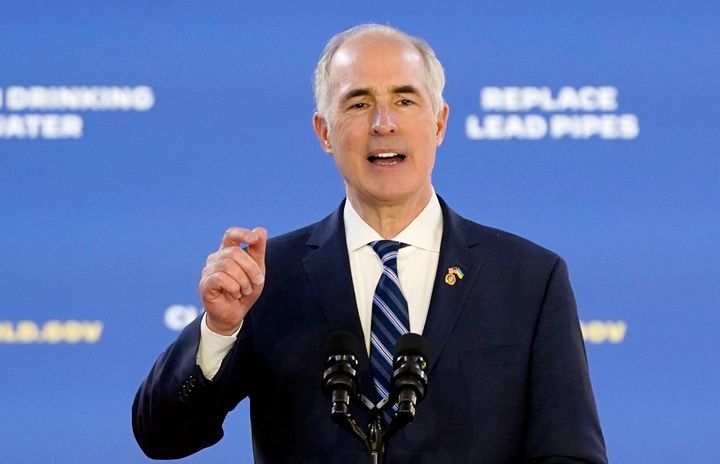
131, 314, 253, 459
523, 258, 608, 464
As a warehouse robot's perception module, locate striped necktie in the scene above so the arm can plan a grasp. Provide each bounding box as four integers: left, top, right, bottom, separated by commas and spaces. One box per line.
369, 240, 409, 406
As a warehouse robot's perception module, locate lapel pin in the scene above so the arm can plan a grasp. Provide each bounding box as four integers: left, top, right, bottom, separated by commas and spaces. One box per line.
444, 266, 464, 286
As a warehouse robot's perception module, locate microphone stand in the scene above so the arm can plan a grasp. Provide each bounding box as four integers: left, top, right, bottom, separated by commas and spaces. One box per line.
364, 396, 386, 464
345, 394, 411, 464
368, 408, 383, 464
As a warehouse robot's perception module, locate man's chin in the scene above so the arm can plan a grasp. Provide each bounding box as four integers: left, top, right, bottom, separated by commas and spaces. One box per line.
348, 185, 432, 210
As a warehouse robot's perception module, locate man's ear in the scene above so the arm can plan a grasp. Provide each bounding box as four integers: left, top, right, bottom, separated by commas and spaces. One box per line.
312, 112, 333, 153
434, 103, 450, 147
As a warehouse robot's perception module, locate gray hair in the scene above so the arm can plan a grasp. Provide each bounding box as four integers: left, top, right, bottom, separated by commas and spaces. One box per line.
313, 24, 446, 119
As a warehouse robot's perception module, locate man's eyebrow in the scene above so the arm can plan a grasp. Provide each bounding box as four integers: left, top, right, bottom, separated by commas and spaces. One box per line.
340, 88, 373, 104
392, 85, 421, 95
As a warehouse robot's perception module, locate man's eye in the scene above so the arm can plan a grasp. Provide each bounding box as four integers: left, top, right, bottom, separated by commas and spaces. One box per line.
399, 98, 414, 106
350, 102, 368, 110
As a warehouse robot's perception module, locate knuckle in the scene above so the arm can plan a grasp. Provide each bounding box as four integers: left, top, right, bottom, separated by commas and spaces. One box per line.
228, 247, 244, 258
221, 247, 240, 259
203, 262, 220, 275
198, 277, 212, 294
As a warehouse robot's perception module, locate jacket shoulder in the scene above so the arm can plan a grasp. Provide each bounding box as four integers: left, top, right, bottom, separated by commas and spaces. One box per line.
469, 221, 559, 262
441, 198, 560, 266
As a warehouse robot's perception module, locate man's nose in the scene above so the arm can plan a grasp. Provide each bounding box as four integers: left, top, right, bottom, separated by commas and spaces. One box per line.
370, 105, 397, 135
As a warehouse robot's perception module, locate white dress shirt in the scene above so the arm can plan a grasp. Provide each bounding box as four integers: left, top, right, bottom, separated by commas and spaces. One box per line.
344, 193, 443, 353
197, 192, 444, 379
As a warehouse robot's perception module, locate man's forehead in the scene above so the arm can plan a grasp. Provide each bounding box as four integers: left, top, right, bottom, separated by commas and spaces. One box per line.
328, 34, 427, 97
331, 33, 423, 69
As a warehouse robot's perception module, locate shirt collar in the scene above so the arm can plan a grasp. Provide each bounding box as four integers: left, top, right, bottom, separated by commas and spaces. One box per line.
344, 189, 443, 253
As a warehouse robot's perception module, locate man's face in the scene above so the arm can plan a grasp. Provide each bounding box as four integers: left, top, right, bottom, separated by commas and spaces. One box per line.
313, 34, 449, 211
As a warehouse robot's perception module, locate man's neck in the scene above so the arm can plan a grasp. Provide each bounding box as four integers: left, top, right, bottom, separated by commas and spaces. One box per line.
347, 187, 433, 239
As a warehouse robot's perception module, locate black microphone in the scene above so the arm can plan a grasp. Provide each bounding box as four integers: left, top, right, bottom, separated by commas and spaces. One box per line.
322, 331, 361, 422
390, 333, 430, 423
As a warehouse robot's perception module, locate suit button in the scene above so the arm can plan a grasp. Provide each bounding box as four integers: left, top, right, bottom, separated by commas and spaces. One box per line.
178, 376, 198, 402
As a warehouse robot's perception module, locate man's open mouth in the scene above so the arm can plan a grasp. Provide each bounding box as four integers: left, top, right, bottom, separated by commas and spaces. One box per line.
367, 152, 406, 163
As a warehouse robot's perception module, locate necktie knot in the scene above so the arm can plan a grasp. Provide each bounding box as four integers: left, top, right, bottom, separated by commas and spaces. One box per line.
370, 240, 406, 266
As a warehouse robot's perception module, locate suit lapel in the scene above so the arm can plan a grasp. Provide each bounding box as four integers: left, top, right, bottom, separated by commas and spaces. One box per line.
302, 202, 369, 367
302, 203, 375, 403
423, 198, 485, 375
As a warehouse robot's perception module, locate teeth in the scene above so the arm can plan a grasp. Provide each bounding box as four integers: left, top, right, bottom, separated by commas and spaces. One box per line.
375, 152, 398, 158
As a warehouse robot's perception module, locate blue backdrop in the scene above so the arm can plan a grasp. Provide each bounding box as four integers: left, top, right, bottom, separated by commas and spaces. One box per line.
1, 1, 718, 462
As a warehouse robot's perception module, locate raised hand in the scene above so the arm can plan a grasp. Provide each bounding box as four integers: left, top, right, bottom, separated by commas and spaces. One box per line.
199, 227, 267, 335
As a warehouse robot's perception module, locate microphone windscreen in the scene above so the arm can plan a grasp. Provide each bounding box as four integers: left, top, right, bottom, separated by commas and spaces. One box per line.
325, 331, 362, 359
394, 333, 430, 362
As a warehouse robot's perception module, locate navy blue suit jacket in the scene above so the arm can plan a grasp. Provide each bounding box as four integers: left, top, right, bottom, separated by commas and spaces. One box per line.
133, 198, 607, 463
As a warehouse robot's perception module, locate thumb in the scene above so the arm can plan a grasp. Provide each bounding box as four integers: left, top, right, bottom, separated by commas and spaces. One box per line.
248, 227, 267, 274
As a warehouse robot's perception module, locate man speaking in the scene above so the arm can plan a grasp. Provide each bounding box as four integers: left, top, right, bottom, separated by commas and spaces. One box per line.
133, 24, 607, 463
